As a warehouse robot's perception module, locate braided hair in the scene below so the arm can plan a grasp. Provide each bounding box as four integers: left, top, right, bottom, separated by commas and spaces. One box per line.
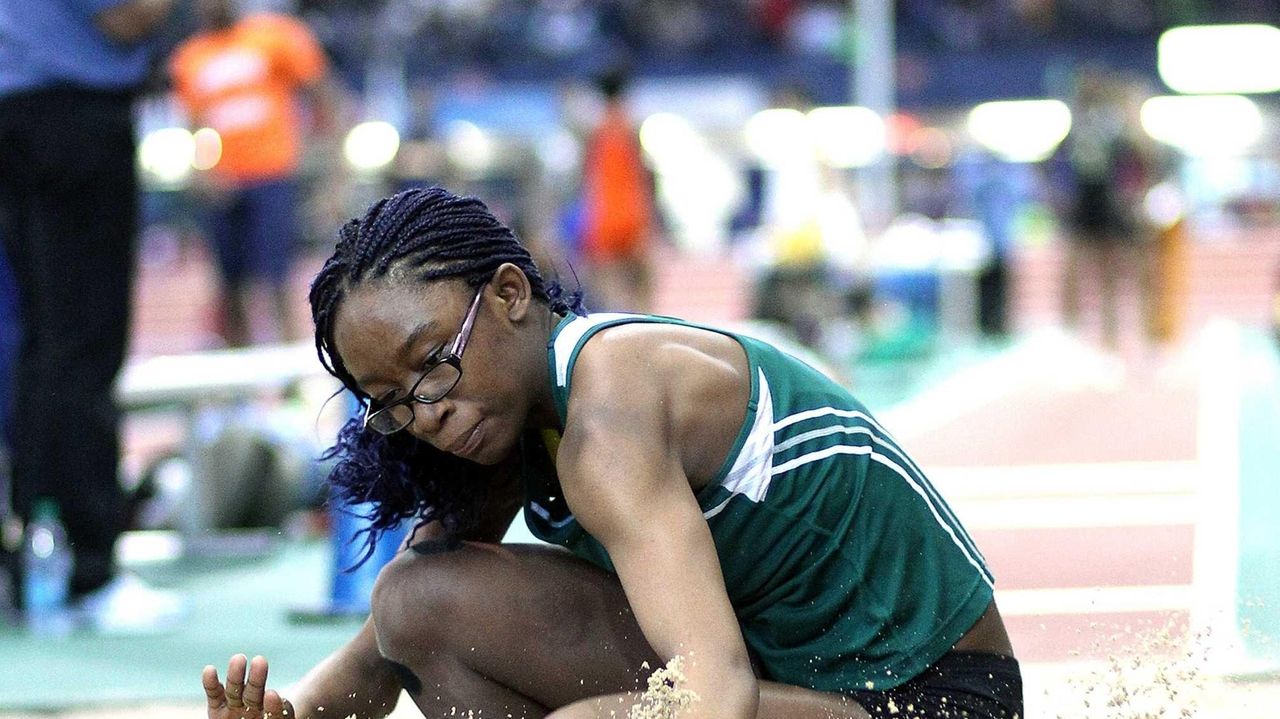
310, 186, 585, 562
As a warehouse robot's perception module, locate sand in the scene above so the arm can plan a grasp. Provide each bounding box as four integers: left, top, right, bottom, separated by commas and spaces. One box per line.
627, 655, 699, 719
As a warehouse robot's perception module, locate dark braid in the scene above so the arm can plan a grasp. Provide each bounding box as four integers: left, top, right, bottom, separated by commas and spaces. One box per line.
309, 186, 585, 564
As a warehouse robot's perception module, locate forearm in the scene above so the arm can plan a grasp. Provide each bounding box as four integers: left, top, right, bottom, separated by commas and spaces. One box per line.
679, 656, 758, 719
287, 618, 400, 719
94, 0, 175, 43
550, 666, 756, 719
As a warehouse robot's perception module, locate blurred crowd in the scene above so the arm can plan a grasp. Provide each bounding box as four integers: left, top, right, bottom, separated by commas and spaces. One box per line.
289, 0, 1280, 77
1, 0, 1279, 638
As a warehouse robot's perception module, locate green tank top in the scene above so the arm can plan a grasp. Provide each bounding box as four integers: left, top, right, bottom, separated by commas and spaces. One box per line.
522, 312, 994, 692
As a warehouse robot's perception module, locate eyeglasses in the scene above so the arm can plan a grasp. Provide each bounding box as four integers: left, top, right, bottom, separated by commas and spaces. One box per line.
363, 285, 485, 435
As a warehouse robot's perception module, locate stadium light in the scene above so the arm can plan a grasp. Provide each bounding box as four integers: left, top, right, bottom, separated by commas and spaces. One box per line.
1158, 24, 1280, 94
191, 127, 222, 171
138, 127, 195, 185
744, 108, 811, 169
443, 120, 495, 175
1140, 94, 1263, 156
638, 113, 702, 169
343, 121, 400, 173
807, 106, 886, 168
966, 100, 1072, 163
639, 112, 742, 249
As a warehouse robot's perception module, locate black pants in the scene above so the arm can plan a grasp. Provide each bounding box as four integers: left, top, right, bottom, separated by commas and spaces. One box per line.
977, 257, 1009, 337
0, 87, 138, 595
850, 652, 1023, 719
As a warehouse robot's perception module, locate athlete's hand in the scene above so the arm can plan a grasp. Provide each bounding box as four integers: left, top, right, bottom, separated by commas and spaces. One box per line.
203, 654, 294, 719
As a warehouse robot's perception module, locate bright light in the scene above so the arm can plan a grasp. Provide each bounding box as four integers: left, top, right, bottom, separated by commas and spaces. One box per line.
535, 130, 580, 175
138, 127, 195, 184
807, 106, 886, 168
443, 120, 494, 175
639, 113, 702, 168
1144, 181, 1185, 230
343, 121, 400, 173
744, 108, 811, 169
1158, 24, 1280, 94
1140, 95, 1262, 156
966, 100, 1071, 163
191, 127, 222, 171
641, 113, 742, 249
655, 153, 742, 251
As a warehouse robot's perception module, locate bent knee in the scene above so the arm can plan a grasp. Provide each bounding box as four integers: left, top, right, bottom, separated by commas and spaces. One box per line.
370, 540, 486, 658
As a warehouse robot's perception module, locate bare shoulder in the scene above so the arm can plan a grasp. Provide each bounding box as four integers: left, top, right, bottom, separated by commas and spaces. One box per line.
567, 322, 744, 406
562, 322, 751, 487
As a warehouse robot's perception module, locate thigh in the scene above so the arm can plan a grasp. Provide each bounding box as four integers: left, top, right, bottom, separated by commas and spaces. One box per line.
244, 179, 297, 283
203, 191, 248, 284
371, 540, 662, 710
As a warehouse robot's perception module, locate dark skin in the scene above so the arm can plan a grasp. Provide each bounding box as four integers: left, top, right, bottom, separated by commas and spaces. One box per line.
202, 263, 1014, 718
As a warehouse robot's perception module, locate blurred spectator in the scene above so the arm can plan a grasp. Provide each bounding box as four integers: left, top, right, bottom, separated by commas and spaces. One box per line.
956, 149, 1032, 338
1272, 269, 1280, 348
170, 0, 340, 347
578, 68, 655, 312
0, 247, 14, 447
747, 87, 869, 355
1059, 69, 1158, 351
0, 0, 185, 632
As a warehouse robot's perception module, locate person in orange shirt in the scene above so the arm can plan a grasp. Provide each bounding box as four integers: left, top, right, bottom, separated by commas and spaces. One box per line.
170, 0, 338, 347
579, 69, 656, 313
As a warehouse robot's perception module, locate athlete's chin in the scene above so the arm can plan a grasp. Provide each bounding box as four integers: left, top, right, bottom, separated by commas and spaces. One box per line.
466, 421, 516, 466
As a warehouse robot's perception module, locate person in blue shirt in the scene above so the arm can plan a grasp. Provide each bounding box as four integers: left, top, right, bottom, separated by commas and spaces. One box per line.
0, 0, 184, 632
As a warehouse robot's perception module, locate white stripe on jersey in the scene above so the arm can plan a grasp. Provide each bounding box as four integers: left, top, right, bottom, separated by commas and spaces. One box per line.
772, 406, 868, 432
771, 407, 991, 574
773, 423, 874, 454
703, 370, 776, 517
552, 313, 643, 387
717, 369, 775, 501
770, 443, 993, 587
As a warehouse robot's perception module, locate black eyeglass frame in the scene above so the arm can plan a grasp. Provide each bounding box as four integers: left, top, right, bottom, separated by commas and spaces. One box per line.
362, 285, 485, 435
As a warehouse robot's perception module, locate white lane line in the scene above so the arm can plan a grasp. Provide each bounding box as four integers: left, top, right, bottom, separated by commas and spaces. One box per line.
927, 461, 1200, 499
996, 584, 1194, 616
952, 494, 1199, 530
1192, 319, 1245, 670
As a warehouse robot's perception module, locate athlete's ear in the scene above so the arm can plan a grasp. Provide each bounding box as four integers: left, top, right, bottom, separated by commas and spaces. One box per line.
491, 262, 533, 323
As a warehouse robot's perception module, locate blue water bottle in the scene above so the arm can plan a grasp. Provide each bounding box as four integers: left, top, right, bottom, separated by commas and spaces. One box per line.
22, 499, 73, 636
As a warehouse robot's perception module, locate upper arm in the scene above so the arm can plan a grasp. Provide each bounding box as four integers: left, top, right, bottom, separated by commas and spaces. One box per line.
289, 617, 401, 719
555, 338, 755, 696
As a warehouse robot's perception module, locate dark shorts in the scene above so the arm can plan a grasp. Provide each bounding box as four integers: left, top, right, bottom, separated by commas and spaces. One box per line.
849, 652, 1023, 719
205, 177, 298, 284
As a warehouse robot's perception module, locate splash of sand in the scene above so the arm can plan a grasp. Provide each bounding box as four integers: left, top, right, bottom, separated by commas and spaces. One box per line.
1055, 621, 1211, 719
629, 655, 700, 719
